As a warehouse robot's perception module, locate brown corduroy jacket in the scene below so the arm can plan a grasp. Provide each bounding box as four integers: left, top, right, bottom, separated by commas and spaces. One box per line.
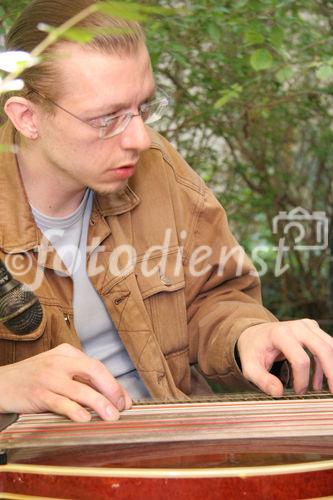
0, 121, 277, 399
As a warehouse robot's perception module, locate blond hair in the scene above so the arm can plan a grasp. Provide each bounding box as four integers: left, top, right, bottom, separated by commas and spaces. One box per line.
1, 0, 145, 120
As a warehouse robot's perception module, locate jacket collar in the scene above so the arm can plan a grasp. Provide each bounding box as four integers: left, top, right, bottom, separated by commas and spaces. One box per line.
0, 121, 140, 253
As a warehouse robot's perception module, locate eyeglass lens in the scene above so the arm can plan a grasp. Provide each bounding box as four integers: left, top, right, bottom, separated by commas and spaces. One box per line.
101, 97, 168, 139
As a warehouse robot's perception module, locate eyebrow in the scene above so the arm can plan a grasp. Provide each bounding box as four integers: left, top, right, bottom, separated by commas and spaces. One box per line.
87, 86, 157, 120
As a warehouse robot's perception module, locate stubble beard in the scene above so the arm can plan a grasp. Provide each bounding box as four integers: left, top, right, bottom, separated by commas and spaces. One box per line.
86, 179, 129, 196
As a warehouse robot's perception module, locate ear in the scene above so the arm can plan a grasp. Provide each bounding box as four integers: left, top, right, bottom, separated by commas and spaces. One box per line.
4, 97, 39, 140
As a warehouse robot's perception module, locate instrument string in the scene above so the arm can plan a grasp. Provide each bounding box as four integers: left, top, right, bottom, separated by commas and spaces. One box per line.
1, 391, 333, 449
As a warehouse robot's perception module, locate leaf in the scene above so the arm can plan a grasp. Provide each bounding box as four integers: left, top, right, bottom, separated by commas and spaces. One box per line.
214, 84, 243, 108
270, 27, 284, 48
316, 65, 333, 81
214, 94, 232, 108
173, 52, 188, 66
250, 48, 273, 71
234, 0, 248, 8
307, 60, 321, 69
207, 22, 221, 42
96, 2, 175, 22
276, 67, 293, 82
62, 27, 95, 43
98, 8, 147, 22
244, 30, 264, 45
0, 6, 5, 18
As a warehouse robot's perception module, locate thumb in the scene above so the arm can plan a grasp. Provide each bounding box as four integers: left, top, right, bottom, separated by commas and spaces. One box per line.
244, 364, 284, 397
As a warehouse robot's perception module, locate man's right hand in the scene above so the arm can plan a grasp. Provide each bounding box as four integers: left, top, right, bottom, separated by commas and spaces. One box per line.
0, 343, 132, 422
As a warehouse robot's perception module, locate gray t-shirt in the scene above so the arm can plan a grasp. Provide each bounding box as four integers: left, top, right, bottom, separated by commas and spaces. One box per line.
31, 190, 149, 400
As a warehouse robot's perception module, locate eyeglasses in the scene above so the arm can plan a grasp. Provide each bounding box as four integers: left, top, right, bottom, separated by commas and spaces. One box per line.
29, 88, 169, 139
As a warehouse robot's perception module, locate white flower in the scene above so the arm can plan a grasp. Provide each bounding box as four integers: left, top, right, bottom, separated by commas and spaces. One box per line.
0, 78, 25, 93
37, 23, 51, 33
0, 51, 39, 73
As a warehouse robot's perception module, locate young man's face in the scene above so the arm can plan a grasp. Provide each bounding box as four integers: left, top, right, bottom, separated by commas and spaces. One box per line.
33, 42, 155, 194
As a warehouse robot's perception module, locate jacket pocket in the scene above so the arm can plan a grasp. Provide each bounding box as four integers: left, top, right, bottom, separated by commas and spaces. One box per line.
135, 249, 191, 393
0, 301, 83, 365
0, 302, 47, 365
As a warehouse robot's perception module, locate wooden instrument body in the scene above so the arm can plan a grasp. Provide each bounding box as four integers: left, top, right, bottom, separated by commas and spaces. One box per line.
1, 439, 333, 500
1, 394, 333, 499
1, 468, 333, 500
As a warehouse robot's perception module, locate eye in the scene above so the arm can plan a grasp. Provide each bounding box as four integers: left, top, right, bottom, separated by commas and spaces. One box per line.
88, 117, 104, 127
103, 114, 129, 134
88, 110, 122, 127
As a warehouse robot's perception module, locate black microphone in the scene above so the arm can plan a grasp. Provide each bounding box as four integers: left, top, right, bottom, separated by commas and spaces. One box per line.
0, 259, 43, 335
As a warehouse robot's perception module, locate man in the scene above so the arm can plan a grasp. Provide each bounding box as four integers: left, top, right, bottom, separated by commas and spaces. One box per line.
0, 0, 332, 423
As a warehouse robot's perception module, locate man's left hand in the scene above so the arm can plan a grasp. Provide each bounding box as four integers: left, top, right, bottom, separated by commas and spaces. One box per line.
237, 319, 333, 396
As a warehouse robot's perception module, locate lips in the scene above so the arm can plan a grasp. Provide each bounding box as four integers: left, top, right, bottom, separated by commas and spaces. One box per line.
112, 164, 136, 180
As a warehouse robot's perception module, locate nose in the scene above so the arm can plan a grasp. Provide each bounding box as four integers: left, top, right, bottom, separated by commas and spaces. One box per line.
120, 115, 151, 152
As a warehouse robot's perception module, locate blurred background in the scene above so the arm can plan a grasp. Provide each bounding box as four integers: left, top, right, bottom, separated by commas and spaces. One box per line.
1, 0, 332, 332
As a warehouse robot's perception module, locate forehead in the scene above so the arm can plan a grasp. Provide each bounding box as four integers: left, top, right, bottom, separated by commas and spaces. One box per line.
53, 43, 154, 109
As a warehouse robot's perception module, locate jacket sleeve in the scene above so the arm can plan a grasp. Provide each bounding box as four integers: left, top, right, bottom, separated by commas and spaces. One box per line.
184, 184, 278, 391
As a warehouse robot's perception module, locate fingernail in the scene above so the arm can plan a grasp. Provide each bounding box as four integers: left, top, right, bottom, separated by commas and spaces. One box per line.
117, 397, 125, 411
106, 404, 117, 419
125, 397, 132, 410
268, 384, 280, 397
77, 410, 91, 422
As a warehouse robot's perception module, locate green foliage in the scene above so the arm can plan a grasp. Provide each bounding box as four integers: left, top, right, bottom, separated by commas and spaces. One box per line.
143, 0, 333, 329
316, 65, 333, 81
96, 1, 175, 20
0, 0, 28, 36
250, 49, 273, 71
214, 84, 243, 109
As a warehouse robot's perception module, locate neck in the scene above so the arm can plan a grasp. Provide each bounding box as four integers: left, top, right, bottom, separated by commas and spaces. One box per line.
17, 146, 86, 217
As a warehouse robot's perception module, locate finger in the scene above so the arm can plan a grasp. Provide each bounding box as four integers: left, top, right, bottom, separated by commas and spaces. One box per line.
312, 356, 323, 391
293, 321, 333, 392
54, 379, 120, 421
43, 391, 92, 423
274, 327, 333, 393
301, 319, 333, 347
66, 357, 130, 411
73, 374, 132, 410
242, 362, 284, 397
271, 334, 311, 394
123, 389, 132, 409
54, 345, 133, 408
